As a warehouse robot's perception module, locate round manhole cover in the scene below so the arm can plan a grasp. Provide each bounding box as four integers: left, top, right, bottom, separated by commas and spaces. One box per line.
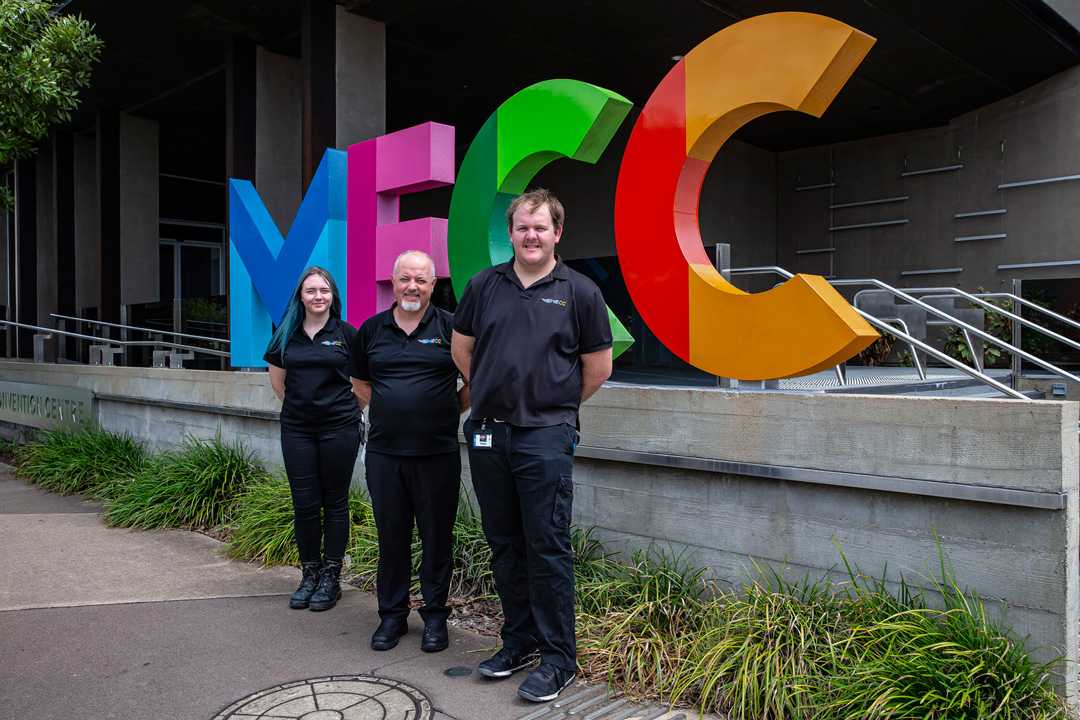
213, 675, 433, 719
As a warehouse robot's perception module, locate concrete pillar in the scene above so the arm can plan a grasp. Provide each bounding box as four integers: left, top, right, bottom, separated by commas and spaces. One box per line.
98, 111, 121, 324
302, 0, 336, 188
1, 172, 10, 355
35, 141, 56, 328
335, 8, 385, 145
226, 37, 257, 367
118, 113, 159, 307
53, 132, 76, 322
73, 130, 100, 316
255, 47, 302, 234
14, 158, 37, 356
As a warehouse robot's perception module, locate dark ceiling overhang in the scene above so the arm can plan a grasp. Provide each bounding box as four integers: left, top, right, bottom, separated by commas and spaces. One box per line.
64, 0, 1080, 151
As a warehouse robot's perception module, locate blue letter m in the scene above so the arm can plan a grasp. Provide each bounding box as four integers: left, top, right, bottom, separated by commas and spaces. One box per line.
229, 150, 347, 367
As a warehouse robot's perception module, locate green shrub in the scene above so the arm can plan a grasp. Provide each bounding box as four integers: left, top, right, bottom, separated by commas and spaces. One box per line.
228, 475, 375, 570
105, 435, 268, 529
226, 475, 300, 565
578, 548, 709, 698
816, 575, 1067, 720
670, 575, 846, 719
449, 498, 495, 599
15, 426, 145, 499
660, 564, 1069, 720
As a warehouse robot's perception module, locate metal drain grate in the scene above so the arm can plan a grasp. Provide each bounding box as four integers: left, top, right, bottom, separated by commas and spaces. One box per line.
512, 685, 712, 720
213, 675, 433, 719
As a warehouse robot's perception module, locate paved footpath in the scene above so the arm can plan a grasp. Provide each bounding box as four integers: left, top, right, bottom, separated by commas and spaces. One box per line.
0, 464, 698, 720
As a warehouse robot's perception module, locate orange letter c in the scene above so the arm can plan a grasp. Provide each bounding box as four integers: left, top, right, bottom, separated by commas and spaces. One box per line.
614, 12, 879, 380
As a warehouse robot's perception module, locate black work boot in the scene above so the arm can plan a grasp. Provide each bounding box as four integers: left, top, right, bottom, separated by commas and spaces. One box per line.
308, 559, 342, 611
289, 562, 322, 609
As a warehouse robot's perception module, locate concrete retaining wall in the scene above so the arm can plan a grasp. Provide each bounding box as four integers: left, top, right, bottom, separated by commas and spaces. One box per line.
1, 360, 1076, 704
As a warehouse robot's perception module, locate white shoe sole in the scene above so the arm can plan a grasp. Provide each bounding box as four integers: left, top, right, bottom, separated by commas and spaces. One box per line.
518, 674, 574, 702
477, 652, 540, 678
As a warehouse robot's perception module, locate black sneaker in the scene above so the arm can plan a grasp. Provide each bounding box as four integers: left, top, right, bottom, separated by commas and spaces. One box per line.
477, 646, 540, 678
518, 663, 575, 702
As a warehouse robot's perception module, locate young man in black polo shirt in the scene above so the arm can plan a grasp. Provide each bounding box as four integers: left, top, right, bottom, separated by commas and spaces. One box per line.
451, 189, 613, 702
351, 251, 469, 653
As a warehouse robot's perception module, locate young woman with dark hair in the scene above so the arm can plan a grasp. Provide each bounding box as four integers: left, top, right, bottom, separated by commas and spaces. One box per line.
264, 266, 362, 611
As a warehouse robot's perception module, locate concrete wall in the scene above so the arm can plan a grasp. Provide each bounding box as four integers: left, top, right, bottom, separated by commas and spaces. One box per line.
73, 131, 100, 313
0, 359, 1075, 702
118, 113, 159, 306
779, 64, 1080, 295
255, 48, 303, 235
34, 145, 56, 326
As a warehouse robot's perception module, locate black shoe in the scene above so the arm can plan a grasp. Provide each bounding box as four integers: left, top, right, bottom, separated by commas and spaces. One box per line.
289, 562, 321, 609
420, 618, 449, 653
518, 663, 575, 703
308, 559, 342, 611
370, 617, 408, 651
477, 646, 540, 678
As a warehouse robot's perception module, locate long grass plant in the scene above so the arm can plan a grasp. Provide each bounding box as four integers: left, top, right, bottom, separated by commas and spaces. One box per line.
105, 435, 268, 529
14, 425, 145, 499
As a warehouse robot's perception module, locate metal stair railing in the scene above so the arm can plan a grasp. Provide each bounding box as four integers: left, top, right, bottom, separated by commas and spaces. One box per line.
51, 313, 229, 345
836, 280, 1080, 388
865, 288, 1080, 361
0, 319, 230, 363
831, 316, 926, 386
975, 292, 1080, 334
729, 266, 1029, 399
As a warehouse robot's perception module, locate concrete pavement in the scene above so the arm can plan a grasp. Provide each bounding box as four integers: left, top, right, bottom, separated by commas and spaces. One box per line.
0, 464, 695, 720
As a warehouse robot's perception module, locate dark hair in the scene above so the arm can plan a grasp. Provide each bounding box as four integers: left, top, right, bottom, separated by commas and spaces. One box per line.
265, 266, 342, 356
505, 188, 565, 232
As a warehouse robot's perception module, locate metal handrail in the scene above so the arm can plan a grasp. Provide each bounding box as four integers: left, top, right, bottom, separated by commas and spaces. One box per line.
0, 319, 110, 344
851, 309, 1025, 399
873, 317, 927, 380
0, 319, 230, 358
834, 279, 1080, 386
880, 289, 1080, 356
975, 292, 1080, 334
727, 266, 1029, 399
51, 313, 229, 345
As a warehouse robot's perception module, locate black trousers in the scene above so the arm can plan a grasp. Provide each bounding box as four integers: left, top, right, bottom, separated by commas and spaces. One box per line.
464, 419, 577, 672
365, 450, 461, 622
280, 422, 361, 564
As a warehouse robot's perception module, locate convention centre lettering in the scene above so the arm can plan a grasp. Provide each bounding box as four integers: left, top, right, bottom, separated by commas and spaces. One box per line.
0, 381, 94, 430
229, 11, 880, 379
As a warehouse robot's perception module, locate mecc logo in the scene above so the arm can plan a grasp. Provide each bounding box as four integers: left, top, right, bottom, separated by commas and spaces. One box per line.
230, 12, 879, 378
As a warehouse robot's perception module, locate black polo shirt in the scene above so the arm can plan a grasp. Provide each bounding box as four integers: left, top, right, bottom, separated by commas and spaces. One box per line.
263, 316, 361, 431
351, 304, 460, 456
453, 259, 612, 427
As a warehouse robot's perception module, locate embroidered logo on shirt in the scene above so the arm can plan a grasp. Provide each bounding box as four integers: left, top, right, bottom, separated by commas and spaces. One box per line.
417, 337, 446, 346
321, 339, 345, 347
540, 298, 568, 308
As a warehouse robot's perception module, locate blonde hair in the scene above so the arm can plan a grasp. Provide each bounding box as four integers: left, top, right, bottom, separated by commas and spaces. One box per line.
505, 188, 564, 232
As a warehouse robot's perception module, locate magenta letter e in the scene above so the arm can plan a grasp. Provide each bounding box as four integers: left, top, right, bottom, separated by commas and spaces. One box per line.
346, 122, 455, 326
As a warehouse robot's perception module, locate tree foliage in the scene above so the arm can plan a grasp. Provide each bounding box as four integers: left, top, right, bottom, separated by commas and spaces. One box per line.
0, 0, 103, 205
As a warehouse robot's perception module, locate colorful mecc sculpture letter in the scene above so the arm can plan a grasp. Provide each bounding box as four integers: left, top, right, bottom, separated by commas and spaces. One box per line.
229, 11, 879, 377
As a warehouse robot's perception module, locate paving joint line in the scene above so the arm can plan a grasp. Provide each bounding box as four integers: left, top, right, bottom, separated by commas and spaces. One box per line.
0, 591, 294, 613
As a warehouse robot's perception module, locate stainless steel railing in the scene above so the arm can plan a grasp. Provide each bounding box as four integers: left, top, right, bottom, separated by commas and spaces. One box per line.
0, 319, 230, 362
729, 266, 1030, 399
843, 282, 1080, 387
51, 313, 229, 345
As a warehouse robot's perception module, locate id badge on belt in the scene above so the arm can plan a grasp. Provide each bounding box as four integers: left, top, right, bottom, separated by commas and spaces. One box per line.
471, 420, 494, 450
